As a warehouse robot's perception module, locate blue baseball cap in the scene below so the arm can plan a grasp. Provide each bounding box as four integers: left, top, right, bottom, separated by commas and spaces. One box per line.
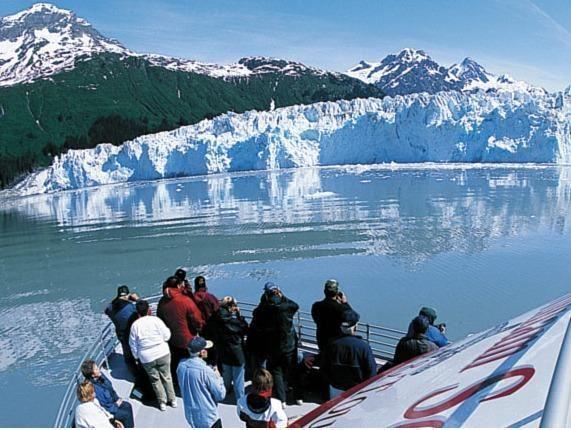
187, 336, 214, 353
264, 281, 279, 293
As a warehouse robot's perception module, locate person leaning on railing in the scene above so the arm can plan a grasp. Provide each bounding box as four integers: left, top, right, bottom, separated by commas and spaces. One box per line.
75, 380, 123, 428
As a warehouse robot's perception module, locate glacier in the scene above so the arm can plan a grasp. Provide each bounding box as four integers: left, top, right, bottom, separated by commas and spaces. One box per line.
12, 87, 571, 195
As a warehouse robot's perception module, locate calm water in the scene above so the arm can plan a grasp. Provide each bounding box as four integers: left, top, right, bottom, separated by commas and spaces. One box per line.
1, 165, 571, 426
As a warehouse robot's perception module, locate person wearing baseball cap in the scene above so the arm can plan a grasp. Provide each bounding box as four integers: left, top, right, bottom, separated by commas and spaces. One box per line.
406, 306, 449, 347
320, 308, 377, 399
311, 279, 357, 353
177, 337, 226, 428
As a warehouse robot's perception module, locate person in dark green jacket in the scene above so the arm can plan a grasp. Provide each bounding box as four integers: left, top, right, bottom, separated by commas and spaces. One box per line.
214, 296, 248, 400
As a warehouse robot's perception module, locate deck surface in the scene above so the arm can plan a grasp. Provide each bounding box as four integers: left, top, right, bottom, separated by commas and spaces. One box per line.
104, 345, 319, 428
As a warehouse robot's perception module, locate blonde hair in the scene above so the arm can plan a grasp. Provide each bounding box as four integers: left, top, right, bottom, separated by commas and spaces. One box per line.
77, 380, 95, 403
252, 368, 273, 393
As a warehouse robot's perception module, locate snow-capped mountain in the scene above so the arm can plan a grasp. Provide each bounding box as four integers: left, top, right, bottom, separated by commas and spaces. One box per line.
0, 3, 337, 87
347, 49, 452, 95
347, 48, 544, 96
13, 87, 571, 195
0, 3, 129, 87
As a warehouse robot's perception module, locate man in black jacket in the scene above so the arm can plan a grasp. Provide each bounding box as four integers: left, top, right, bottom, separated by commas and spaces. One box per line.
321, 309, 377, 399
393, 315, 438, 365
251, 282, 301, 406
311, 279, 355, 353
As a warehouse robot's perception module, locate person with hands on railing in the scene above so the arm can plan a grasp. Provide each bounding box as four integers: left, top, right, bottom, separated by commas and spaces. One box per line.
75, 380, 124, 428
80, 359, 135, 428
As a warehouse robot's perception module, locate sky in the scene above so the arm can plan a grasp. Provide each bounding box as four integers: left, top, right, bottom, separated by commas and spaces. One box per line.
1, 0, 570, 91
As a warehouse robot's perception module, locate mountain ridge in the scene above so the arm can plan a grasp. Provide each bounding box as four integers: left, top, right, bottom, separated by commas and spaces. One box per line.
346, 48, 544, 96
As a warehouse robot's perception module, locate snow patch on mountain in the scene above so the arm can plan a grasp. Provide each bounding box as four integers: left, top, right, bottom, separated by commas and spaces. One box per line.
144, 55, 332, 80
11, 88, 571, 196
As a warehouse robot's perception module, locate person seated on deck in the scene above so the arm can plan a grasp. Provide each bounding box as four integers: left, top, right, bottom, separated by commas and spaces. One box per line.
105, 286, 139, 370
214, 295, 249, 401
80, 359, 134, 428
311, 279, 356, 354
393, 315, 438, 366
177, 336, 226, 428
237, 368, 288, 428
75, 380, 123, 428
320, 309, 377, 399
129, 299, 177, 412
157, 275, 205, 388
406, 306, 449, 347
193, 275, 221, 365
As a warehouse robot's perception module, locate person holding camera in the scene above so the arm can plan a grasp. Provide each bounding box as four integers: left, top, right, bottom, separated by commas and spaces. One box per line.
214, 295, 248, 401
105, 285, 139, 370
250, 282, 301, 406
311, 279, 356, 354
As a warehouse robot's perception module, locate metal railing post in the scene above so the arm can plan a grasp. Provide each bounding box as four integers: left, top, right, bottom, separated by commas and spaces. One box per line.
540, 317, 571, 427
100, 330, 110, 370
297, 312, 302, 343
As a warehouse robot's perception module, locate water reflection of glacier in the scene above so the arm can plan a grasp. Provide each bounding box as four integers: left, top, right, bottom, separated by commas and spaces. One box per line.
8, 166, 571, 263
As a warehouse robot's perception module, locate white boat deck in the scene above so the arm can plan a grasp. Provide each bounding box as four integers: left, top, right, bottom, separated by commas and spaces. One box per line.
104, 345, 320, 428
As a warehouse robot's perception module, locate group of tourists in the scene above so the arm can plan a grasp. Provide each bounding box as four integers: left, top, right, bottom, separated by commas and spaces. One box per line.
74, 270, 449, 428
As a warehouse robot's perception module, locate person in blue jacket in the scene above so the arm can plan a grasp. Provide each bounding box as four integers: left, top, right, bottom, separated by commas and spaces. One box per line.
407, 306, 449, 347
105, 285, 139, 369
177, 337, 226, 428
81, 359, 134, 428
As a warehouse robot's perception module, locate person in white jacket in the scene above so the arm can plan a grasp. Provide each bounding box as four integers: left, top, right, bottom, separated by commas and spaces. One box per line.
237, 369, 287, 428
129, 299, 177, 411
75, 380, 121, 428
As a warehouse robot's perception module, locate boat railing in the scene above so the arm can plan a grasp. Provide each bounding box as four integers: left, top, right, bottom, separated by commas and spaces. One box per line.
54, 294, 405, 427
540, 316, 571, 427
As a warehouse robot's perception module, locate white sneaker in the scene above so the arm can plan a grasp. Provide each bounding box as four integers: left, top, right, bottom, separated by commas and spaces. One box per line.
170, 400, 178, 408
159, 403, 167, 412
295, 399, 304, 406
282, 402, 287, 409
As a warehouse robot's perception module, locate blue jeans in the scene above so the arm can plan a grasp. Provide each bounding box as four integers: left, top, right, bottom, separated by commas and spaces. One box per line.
222, 364, 245, 400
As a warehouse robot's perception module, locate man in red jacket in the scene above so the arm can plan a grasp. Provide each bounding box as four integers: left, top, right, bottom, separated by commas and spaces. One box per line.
157, 276, 205, 389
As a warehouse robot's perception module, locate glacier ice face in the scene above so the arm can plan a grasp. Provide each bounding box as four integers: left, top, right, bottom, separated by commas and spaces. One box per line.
12, 88, 571, 195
